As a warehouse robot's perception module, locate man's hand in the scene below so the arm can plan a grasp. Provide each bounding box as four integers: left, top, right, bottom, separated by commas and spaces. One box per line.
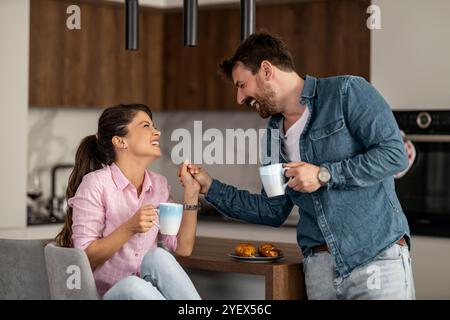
283, 162, 321, 193
184, 164, 213, 195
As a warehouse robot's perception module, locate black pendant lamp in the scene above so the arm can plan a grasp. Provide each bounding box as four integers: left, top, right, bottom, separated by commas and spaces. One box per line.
125, 0, 139, 50
183, 0, 198, 47
240, 0, 256, 41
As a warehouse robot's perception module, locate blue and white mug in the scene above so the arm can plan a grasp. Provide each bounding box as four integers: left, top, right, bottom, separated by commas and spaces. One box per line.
156, 203, 183, 235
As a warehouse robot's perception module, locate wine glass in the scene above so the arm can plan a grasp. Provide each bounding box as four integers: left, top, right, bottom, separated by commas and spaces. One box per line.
27, 171, 43, 222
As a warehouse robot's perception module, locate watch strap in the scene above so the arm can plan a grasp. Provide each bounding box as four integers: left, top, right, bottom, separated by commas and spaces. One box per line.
183, 203, 202, 211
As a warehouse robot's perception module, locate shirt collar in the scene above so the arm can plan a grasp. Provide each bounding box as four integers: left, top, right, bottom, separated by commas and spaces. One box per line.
301, 75, 317, 99
142, 170, 153, 192
110, 162, 153, 192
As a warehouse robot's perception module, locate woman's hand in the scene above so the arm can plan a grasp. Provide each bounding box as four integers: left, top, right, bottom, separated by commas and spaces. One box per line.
178, 161, 201, 195
125, 204, 158, 234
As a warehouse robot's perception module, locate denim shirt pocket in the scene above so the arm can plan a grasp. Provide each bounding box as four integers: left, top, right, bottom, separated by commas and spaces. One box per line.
309, 118, 355, 163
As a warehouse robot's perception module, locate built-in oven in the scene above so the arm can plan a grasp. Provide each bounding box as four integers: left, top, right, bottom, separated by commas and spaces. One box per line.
393, 110, 450, 237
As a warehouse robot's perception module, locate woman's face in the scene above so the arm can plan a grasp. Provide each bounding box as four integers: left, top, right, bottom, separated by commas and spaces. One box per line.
123, 110, 161, 159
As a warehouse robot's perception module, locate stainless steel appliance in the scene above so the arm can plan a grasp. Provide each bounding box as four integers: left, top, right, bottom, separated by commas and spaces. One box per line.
393, 110, 450, 237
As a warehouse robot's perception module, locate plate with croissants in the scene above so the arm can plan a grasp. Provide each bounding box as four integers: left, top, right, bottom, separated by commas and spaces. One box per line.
229, 243, 284, 263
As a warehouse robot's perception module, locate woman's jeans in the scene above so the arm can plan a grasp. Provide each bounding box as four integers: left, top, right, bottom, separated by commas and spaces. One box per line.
304, 243, 416, 300
103, 247, 201, 300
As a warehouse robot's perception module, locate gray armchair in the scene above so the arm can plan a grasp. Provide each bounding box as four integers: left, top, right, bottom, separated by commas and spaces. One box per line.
0, 239, 99, 300
0, 239, 50, 299
44, 242, 99, 300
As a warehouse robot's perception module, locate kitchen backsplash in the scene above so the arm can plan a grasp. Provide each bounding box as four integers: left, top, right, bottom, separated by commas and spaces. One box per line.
28, 107, 299, 225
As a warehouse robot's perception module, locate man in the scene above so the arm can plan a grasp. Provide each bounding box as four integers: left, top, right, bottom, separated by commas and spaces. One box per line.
186, 32, 415, 299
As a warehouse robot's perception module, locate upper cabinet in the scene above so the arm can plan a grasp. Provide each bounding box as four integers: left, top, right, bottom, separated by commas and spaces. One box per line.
29, 0, 370, 110
29, 0, 165, 109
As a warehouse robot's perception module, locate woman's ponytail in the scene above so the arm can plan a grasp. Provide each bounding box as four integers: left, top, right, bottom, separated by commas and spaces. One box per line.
55, 135, 103, 247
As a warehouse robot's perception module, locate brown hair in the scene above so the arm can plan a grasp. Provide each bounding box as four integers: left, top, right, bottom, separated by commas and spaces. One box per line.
218, 31, 295, 82
55, 104, 153, 247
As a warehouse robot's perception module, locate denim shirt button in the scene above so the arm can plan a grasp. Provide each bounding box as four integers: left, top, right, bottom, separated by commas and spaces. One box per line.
300, 99, 306, 105
315, 200, 320, 206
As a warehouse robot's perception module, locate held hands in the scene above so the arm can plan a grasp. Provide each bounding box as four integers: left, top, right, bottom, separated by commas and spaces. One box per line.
126, 204, 158, 234
179, 163, 212, 195
178, 161, 201, 195
284, 162, 321, 193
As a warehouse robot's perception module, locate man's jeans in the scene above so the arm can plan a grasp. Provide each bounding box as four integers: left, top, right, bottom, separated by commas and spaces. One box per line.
103, 247, 201, 300
304, 243, 416, 300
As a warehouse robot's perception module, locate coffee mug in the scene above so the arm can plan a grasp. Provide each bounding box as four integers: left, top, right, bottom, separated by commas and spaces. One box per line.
259, 163, 289, 197
156, 203, 183, 235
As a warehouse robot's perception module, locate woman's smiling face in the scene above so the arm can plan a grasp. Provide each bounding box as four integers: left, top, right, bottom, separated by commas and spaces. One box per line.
123, 110, 161, 159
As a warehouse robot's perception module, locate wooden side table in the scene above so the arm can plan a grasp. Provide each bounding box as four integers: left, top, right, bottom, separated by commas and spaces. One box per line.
175, 236, 306, 300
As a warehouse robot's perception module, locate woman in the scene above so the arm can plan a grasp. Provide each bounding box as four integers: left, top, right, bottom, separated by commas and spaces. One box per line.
55, 104, 201, 300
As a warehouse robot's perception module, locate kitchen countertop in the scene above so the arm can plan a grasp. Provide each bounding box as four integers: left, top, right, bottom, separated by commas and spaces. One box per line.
0, 220, 298, 243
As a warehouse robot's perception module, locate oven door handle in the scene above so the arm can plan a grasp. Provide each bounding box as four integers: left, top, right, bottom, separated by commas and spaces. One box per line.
406, 134, 450, 142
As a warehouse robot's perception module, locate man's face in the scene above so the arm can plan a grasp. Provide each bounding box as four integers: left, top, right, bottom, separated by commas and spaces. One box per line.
232, 63, 278, 119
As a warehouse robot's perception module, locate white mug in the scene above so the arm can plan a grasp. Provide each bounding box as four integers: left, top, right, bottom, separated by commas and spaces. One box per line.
259, 163, 289, 197
155, 203, 183, 235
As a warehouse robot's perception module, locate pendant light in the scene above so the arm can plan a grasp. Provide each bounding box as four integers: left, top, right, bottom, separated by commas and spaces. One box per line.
125, 0, 139, 50
240, 0, 256, 41
183, 0, 198, 47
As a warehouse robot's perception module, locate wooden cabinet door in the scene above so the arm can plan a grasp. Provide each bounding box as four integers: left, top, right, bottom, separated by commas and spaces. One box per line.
165, 6, 241, 111
29, 0, 164, 110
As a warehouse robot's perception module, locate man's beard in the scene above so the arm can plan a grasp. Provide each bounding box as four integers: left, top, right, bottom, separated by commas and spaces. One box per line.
251, 81, 278, 119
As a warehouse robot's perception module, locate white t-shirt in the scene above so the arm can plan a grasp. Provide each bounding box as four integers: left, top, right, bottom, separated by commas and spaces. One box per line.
280, 107, 310, 162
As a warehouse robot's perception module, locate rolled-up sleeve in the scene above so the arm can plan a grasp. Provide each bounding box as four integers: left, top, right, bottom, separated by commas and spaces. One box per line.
68, 172, 105, 251
158, 234, 178, 251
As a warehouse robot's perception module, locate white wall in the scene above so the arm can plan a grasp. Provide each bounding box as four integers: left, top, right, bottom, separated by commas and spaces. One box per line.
371, 0, 450, 109
372, 0, 450, 299
0, 0, 29, 228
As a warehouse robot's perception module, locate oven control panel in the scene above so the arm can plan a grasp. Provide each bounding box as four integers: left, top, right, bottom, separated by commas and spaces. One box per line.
393, 110, 450, 134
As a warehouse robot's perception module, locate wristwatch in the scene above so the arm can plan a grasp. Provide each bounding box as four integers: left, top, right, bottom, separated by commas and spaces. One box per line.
183, 203, 202, 211
318, 166, 331, 187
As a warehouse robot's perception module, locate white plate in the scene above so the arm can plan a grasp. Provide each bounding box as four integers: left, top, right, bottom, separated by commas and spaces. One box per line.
228, 253, 284, 263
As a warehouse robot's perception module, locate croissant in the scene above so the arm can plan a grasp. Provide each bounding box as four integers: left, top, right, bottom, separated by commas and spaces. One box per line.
258, 243, 281, 257
235, 243, 257, 257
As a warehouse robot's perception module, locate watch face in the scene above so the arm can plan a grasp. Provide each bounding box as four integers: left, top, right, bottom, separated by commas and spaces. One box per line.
319, 168, 330, 183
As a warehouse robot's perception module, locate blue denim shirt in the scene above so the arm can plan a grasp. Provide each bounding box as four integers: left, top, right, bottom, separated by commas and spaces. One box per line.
205, 75, 410, 279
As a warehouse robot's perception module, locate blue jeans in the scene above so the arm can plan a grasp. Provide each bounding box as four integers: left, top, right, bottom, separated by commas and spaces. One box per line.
303, 243, 416, 300
103, 247, 201, 300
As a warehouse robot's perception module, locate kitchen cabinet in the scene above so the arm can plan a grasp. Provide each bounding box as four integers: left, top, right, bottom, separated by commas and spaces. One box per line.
164, 0, 370, 110
29, 0, 370, 110
29, 0, 165, 109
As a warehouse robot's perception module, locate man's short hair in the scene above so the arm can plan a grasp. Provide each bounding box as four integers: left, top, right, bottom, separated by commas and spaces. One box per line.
218, 31, 295, 82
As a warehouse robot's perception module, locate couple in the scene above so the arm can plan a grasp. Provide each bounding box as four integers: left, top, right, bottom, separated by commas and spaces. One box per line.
56, 32, 415, 300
